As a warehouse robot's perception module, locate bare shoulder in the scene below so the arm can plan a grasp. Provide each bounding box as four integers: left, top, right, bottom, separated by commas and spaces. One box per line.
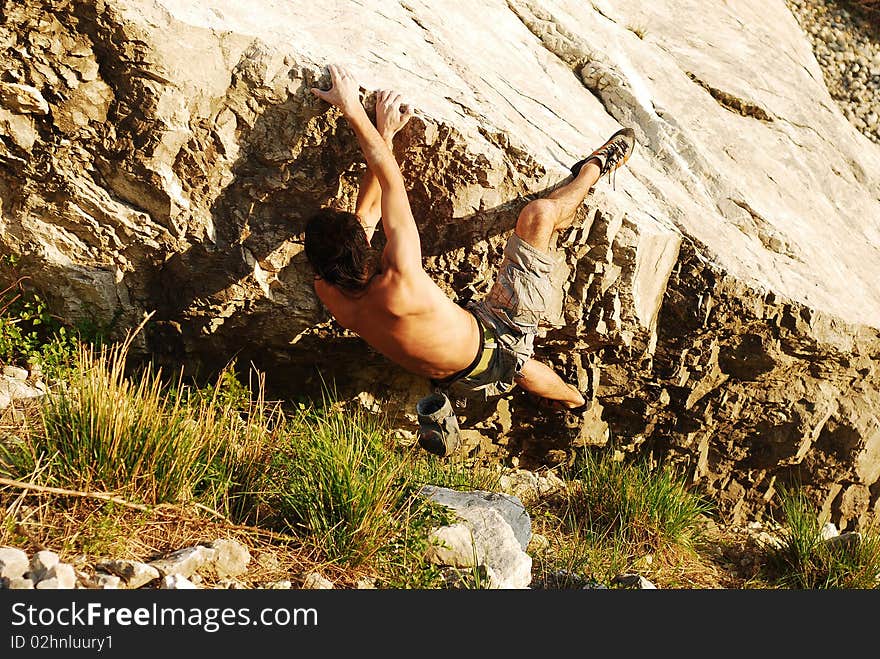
314, 277, 347, 312
376, 263, 432, 291
376, 266, 448, 310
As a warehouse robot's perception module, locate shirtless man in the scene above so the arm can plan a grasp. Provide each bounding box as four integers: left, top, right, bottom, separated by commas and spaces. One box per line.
306, 64, 634, 452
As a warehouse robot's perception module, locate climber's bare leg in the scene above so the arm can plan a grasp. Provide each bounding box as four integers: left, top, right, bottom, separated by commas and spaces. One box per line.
514, 161, 601, 252
508, 164, 599, 409
514, 358, 585, 409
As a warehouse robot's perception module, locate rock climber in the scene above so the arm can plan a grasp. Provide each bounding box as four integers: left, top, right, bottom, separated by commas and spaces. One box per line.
305, 64, 635, 455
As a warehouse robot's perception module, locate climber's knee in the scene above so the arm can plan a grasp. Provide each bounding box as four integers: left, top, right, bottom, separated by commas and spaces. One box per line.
515, 199, 558, 252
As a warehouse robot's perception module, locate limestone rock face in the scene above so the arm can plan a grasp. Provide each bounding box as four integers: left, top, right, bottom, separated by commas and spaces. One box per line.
2, 0, 880, 527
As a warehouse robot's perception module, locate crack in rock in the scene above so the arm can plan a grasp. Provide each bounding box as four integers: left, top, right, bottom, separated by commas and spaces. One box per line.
686, 71, 774, 122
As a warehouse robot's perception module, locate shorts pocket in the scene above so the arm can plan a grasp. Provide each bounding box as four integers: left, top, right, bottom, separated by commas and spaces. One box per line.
506, 265, 545, 328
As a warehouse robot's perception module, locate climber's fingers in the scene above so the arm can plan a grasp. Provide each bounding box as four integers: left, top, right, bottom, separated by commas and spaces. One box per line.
373, 89, 413, 135
378, 89, 394, 109
311, 64, 362, 112
328, 63, 347, 86
311, 63, 338, 96
379, 90, 408, 116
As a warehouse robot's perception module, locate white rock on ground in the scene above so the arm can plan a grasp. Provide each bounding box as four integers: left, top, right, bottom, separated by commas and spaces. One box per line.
95, 573, 122, 589
96, 560, 160, 589
35, 563, 77, 589
2, 365, 29, 380
422, 486, 532, 589
28, 550, 60, 582
499, 469, 566, 505
161, 574, 199, 589
821, 521, 840, 540
5, 577, 35, 589
149, 545, 216, 578
0, 547, 29, 581
207, 539, 251, 578
421, 486, 532, 550
427, 509, 533, 589
0, 377, 44, 410
301, 573, 334, 590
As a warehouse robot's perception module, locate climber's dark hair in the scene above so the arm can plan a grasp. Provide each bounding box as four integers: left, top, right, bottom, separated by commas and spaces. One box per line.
304, 209, 380, 294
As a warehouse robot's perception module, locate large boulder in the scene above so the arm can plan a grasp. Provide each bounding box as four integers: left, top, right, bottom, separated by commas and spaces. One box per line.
421, 486, 533, 589
1, 0, 879, 528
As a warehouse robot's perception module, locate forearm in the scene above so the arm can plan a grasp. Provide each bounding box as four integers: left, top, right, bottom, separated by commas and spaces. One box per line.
355, 132, 395, 242
344, 106, 405, 192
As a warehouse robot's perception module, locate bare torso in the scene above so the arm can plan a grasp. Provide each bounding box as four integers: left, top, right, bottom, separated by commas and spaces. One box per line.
314, 268, 480, 381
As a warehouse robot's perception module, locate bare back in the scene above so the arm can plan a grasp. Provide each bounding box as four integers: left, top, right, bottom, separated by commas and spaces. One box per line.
308, 71, 480, 381
315, 268, 480, 381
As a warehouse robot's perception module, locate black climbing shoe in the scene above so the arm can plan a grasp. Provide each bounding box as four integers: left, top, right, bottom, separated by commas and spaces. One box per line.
570, 127, 636, 185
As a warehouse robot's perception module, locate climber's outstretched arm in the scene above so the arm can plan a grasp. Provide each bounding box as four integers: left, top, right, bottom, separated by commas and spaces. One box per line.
311, 65, 421, 274
354, 161, 382, 243
354, 90, 414, 244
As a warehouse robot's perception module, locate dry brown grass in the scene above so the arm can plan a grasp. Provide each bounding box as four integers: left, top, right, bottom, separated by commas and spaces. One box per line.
0, 481, 800, 590
0, 391, 390, 589
0, 489, 375, 588
650, 521, 775, 589
0, 396, 42, 443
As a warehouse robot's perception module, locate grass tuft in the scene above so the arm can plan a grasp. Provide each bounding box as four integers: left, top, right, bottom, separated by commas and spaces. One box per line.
627, 24, 647, 39
1, 331, 273, 516
561, 449, 712, 555
36, 343, 226, 504
765, 487, 880, 589
263, 403, 414, 567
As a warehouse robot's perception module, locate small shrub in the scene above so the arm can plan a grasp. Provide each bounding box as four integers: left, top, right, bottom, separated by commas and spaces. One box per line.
0, 273, 117, 379
0, 280, 76, 376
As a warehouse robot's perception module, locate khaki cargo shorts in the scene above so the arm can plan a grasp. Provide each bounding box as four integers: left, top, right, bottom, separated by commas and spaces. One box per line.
449, 233, 558, 400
